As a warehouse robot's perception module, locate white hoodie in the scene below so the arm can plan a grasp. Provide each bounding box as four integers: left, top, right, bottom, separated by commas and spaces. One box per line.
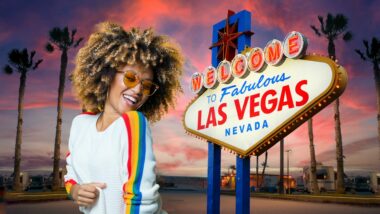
64, 111, 165, 214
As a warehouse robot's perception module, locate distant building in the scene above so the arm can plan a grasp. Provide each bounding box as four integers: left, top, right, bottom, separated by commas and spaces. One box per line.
45, 168, 67, 189
157, 176, 207, 190
370, 172, 380, 193
27, 175, 46, 191
221, 173, 296, 192
346, 172, 380, 193
0, 176, 4, 188
5, 172, 30, 191
303, 165, 335, 192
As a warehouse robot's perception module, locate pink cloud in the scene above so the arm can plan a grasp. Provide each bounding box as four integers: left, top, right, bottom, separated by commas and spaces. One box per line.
154, 141, 207, 162
157, 161, 183, 170
0, 101, 80, 111
184, 147, 208, 161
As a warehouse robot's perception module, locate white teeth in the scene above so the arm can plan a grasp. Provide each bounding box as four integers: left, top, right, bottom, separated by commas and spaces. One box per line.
123, 94, 137, 104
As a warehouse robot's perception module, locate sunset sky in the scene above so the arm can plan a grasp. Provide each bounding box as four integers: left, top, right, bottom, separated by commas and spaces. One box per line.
0, 0, 379, 177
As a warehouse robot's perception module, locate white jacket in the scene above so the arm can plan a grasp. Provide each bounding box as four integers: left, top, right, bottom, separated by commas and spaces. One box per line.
64, 111, 165, 214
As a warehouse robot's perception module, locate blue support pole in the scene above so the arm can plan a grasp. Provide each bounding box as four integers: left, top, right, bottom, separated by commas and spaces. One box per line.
208, 12, 222, 214
236, 10, 252, 52
207, 142, 221, 214
208, 10, 252, 214
236, 156, 250, 214
235, 10, 252, 214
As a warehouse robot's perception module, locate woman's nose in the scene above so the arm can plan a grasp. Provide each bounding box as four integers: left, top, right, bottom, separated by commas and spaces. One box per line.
130, 82, 143, 96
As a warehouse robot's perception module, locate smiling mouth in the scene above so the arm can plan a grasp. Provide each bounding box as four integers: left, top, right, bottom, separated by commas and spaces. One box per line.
123, 94, 138, 105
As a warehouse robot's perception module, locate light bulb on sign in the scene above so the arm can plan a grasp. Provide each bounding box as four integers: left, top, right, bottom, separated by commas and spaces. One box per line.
190, 72, 205, 94
217, 60, 233, 84
203, 66, 218, 89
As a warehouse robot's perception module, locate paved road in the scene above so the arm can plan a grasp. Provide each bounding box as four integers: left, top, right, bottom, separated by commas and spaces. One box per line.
4, 191, 380, 214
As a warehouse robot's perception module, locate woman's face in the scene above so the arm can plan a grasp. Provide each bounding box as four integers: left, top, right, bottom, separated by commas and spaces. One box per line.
105, 63, 153, 115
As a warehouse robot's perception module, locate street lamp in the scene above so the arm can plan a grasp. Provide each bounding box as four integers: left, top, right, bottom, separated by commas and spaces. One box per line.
286, 149, 292, 194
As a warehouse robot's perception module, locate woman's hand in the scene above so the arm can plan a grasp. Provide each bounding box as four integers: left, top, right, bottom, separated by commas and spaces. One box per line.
71, 182, 107, 207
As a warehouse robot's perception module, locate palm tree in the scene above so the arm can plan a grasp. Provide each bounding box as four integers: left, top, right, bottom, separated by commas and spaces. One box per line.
3, 48, 42, 192
256, 155, 259, 189
279, 138, 284, 194
228, 164, 236, 175
311, 13, 353, 194
308, 118, 320, 194
228, 164, 236, 188
355, 37, 380, 159
45, 26, 83, 191
260, 151, 268, 188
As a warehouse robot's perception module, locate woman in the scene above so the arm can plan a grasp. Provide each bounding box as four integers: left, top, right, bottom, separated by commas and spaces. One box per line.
64, 22, 183, 214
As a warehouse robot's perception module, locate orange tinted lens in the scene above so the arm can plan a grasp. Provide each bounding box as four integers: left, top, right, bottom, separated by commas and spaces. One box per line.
141, 80, 155, 95
123, 71, 138, 87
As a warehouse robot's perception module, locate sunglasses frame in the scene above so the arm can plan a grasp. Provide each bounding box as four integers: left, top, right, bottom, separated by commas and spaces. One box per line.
117, 70, 159, 96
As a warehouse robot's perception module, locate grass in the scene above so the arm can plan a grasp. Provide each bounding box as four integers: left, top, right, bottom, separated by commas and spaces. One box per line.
220, 190, 380, 206
253, 192, 380, 206
4, 189, 69, 203
3, 189, 380, 206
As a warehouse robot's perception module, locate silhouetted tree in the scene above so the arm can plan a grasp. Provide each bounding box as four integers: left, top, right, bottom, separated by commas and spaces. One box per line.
46, 26, 83, 191
308, 118, 320, 194
311, 13, 353, 194
260, 151, 268, 188
228, 165, 236, 175
356, 37, 380, 160
3, 48, 42, 192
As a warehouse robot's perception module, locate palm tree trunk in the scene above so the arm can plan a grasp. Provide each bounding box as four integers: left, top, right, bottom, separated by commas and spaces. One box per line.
256, 156, 259, 190
329, 43, 345, 194
279, 139, 284, 194
260, 151, 268, 188
13, 72, 26, 192
334, 98, 345, 193
52, 49, 68, 191
373, 61, 380, 161
328, 39, 336, 60
308, 118, 320, 194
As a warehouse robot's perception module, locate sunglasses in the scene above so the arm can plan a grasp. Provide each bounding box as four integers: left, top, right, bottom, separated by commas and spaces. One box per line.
117, 70, 159, 96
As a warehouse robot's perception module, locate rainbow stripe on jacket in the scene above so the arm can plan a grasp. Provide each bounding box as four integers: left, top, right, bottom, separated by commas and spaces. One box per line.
65, 179, 77, 199
122, 111, 147, 214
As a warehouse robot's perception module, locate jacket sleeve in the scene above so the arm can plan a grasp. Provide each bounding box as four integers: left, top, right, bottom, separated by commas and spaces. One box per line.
64, 116, 80, 199
120, 111, 161, 214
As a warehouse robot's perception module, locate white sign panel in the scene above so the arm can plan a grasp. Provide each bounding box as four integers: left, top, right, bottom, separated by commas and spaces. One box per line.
183, 56, 347, 156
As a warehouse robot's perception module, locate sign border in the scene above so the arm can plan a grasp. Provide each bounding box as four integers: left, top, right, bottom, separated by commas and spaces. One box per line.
183, 55, 348, 157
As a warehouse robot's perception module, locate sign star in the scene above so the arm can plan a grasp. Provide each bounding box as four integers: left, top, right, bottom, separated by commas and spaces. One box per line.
209, 10, 254, 61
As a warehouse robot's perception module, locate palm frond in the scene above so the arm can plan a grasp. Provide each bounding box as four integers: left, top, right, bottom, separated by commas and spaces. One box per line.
333, 14, 349, 34
343, 31, 353, 41
363, 40, 371, 58
63, 26, 70, 46
370, 37, 380, 59
74, 37, 83, 48
32, 59, 43, 70
45, 42, 54, 53
49, 27, 63, 45
3, 65, 13, 74
21, 48, 29, 68
355, 49, 366, 61
70, 28, 77, 45
29, 50, 36, 67
310, 25, 321, 37
325, 13, 334, 36
71, 28, 77, 37
317, 15, 326, 35
8, 49, 22, 66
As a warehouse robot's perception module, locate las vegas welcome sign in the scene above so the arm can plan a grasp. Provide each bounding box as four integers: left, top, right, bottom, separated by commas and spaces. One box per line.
183, 31, 348, 157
